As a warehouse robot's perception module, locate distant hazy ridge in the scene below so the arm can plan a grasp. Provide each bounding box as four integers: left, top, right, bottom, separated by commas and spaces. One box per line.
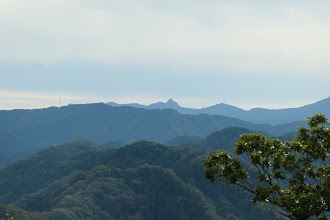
0, 103, 306, 156
107, 97, 330, 125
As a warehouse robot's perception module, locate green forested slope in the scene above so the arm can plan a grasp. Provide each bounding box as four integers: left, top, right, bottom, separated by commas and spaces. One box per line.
0, 139, 280, 220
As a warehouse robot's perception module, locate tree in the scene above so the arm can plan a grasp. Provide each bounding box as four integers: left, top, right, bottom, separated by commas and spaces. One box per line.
203, 114, 330, 220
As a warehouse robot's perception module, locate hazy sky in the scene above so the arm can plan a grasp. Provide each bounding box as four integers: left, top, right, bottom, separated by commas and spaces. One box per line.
1, 0, 329, 110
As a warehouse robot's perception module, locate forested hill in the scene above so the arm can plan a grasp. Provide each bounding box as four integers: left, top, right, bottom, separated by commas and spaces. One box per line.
0, 103, 304, 155
165, 126, 296, 151
0, 139, 279, 220
164, 127, 255, 150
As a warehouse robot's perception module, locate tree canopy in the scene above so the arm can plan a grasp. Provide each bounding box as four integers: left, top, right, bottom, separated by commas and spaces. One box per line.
0, 139, 279, 220
203, 114, 330, 220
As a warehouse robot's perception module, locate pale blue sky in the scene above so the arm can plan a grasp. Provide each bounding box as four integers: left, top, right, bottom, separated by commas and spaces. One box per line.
0, 0, 329, 110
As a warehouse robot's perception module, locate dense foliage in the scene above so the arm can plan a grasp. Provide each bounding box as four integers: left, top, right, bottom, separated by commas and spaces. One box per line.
0, 139, 279, 220
204, 114, 330, 219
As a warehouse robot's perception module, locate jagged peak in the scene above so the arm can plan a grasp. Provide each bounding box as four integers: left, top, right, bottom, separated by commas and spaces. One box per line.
166, 99, 176, 103
166, 99, 180, 106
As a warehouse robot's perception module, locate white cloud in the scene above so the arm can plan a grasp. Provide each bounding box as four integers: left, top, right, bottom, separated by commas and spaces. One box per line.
0, 88, 102, 110
0, 1, 330, 75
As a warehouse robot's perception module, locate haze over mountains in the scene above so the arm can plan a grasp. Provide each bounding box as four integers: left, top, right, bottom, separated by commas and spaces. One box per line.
0, 97, 328, 219
107, 97, 330, 125
0, 96, 328, 168
0, 103, 305, 157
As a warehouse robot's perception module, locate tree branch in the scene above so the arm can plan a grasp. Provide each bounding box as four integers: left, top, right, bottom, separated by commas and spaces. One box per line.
278, 211, 294, 220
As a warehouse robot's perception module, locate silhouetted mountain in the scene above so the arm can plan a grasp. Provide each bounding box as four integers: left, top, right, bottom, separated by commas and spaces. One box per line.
163, 135, 204, 147
0, 139, 279, 220
200, 103, 245, 118
107, 99, 194, 113
0, 103, 302, 158
245, 97, 330, 124
195, 127, 255, 151
108, 97, 330, 125
165, 127, 265, 151
148, 99, 181, 110
107, 99, 183, 111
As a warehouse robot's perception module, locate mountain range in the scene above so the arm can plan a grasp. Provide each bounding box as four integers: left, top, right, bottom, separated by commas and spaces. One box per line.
0, 103, 305, 158
107, 97, 330, 125
0, 98, 326, 219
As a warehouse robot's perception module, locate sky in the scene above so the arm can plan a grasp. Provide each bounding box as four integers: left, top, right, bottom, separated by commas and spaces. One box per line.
0, 0, 329, 110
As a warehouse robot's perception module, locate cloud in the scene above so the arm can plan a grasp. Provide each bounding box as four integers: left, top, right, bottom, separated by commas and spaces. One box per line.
0, 1, 330, 76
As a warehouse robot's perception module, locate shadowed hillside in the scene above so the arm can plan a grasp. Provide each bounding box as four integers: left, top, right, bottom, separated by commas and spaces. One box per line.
0, 139, 280, 220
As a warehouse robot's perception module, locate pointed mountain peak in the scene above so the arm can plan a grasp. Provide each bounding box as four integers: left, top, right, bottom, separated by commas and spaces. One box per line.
148, 99, 180, 109
166, 99, 179, 105
166, 99, 180, 107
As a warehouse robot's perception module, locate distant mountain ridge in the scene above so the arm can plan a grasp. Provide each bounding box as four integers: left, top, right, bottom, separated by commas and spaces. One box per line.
107, 97, 330, 125
0, 103, 304, 157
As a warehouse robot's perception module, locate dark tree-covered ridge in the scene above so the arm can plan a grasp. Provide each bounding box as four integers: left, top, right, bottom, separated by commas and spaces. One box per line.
0, 139, 278, 220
